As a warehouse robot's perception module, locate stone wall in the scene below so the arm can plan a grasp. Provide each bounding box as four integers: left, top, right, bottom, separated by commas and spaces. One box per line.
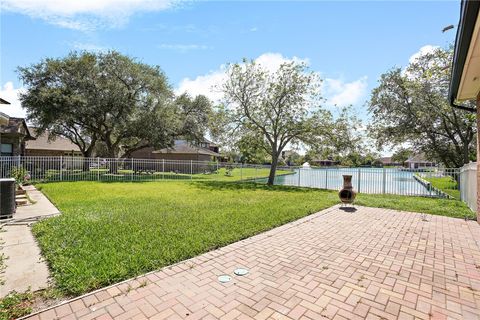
0, 135, 24, 156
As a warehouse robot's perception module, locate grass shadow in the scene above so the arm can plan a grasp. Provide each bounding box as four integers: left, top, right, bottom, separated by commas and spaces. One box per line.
191, 180, 325, 193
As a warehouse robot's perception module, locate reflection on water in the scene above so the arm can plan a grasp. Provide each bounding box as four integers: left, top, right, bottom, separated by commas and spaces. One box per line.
264, 167, 437, 196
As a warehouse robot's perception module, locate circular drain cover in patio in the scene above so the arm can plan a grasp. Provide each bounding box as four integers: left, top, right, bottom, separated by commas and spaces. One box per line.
234, 268, 249, 276
218, 275, 232, 283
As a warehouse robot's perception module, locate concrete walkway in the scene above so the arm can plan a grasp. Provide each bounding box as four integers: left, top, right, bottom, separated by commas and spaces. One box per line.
0, 185, 60, 297
23, 206, 480, 320
11, 185, 60, 223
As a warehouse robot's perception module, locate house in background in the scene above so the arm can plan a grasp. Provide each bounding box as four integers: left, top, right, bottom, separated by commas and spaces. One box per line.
376, 156, 402, 167
449, 0, 480, 222
130, 139, 222, 162
404, 154, 436, 170
0, 112, 83, 157
25, 128, 82, 157
0, 112, 34, 156
310, 158, 339, 167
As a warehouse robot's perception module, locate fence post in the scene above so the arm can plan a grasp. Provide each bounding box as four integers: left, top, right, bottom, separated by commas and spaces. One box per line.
357, 168, 361, 193
298, 168, 301, 186
162, 159, 165, 179
325, 169, 328, 189
131, 158, 134, 182
382, 167, 386, 194
60, 156, 63, 181
97, 157, 100, 181
190, 160, 193, 179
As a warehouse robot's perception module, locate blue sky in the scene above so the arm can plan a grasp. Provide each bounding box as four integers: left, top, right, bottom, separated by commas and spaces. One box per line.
0, 0, 458, 120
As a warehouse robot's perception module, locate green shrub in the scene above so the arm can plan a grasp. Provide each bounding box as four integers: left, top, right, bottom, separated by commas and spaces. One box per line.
10, 166, 30, 186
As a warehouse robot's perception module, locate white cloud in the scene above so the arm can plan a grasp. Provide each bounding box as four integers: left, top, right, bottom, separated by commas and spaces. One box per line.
254, 53, 309, 72
403, 45, 440, 79
0, 82, 27, 118
1, 0, 182, 31
323, 77, 368, 107
176, 52, 367, 108
70, 41, 108, 52
176, 69, 226, 102
408, 45, 438, 64
157, 43, 211, 53
175, 53, 309, 102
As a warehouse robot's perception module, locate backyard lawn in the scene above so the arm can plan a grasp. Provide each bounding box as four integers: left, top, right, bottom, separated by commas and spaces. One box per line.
424, 176, 460, 199
33, 181, 474, 296
39, 167, 291, 183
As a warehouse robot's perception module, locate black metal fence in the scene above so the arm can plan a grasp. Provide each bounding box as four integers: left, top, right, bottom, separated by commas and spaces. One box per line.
0, 156, 461, 198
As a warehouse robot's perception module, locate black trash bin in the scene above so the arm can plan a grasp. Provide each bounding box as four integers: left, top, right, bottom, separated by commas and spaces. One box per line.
0, 178, 16, 219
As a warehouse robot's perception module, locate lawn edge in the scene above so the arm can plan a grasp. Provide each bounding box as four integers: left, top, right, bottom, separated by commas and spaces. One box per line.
19, 202, 476, 319
19, 204, 342, 319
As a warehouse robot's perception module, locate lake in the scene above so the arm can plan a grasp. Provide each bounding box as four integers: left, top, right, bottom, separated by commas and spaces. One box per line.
268, 167, 436, 196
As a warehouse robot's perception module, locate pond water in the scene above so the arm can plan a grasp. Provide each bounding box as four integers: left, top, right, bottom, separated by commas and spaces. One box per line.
266, 167, 436, 196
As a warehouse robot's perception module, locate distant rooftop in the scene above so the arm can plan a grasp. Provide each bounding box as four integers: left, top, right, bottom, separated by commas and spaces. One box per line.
0, 98, 11, 104
26, 128, 80, 151
153, 140, 221, 157
405, 154, 435, 163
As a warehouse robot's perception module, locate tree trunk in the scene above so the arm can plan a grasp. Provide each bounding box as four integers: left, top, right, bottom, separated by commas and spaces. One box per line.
81, 139, 96, 172
82, 149, 93, 172
267, 154, 279, 185
82, 158, 90, 172
106, 149, 118, 174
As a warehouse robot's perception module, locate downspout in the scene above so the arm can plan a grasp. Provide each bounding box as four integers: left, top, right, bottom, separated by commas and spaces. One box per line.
449, 0, 480, 113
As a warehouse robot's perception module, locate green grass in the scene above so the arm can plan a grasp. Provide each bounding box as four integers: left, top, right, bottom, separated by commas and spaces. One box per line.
0, 288, 63, 320
355, 193, 473, 219
39, 168, 290, 183
0, 291, 34, 320
423, 176, 460, 199
192, 168, 292, 181
33, 181, 336, 295
32, 181, 474, 296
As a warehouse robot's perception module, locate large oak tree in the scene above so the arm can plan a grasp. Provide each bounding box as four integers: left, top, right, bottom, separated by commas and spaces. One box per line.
19, 51, 179, 158
221, 59, 332, 185
368, 46, 476, 167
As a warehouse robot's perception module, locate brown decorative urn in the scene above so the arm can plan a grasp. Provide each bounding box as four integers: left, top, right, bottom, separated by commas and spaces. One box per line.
339, 175, 356, 204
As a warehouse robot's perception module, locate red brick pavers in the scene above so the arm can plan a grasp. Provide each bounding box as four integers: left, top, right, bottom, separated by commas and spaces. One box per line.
24, 206, 480, 320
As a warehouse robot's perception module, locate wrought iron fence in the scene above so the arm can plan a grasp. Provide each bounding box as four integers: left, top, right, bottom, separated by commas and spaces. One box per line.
0, 156, 292, 183
0, 156, 462, 198
256, 167, 460, 198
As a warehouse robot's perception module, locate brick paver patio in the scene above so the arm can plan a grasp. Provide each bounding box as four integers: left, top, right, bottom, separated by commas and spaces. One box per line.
25, 206, 480, 320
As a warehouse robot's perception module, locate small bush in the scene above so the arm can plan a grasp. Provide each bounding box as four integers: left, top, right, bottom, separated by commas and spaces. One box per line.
10, 166, 30, 186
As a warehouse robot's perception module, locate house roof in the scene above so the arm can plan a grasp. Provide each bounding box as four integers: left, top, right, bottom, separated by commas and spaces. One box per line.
152, 142, 221, 157
0, 98, 10, 105
26, 128, 81, 152
377, 157, 393, 164
311, 158, 338, 163
449, 0, 480, 111
405, 154, 435, 163
0, 115, 34, 140
203, 138, 218, 147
